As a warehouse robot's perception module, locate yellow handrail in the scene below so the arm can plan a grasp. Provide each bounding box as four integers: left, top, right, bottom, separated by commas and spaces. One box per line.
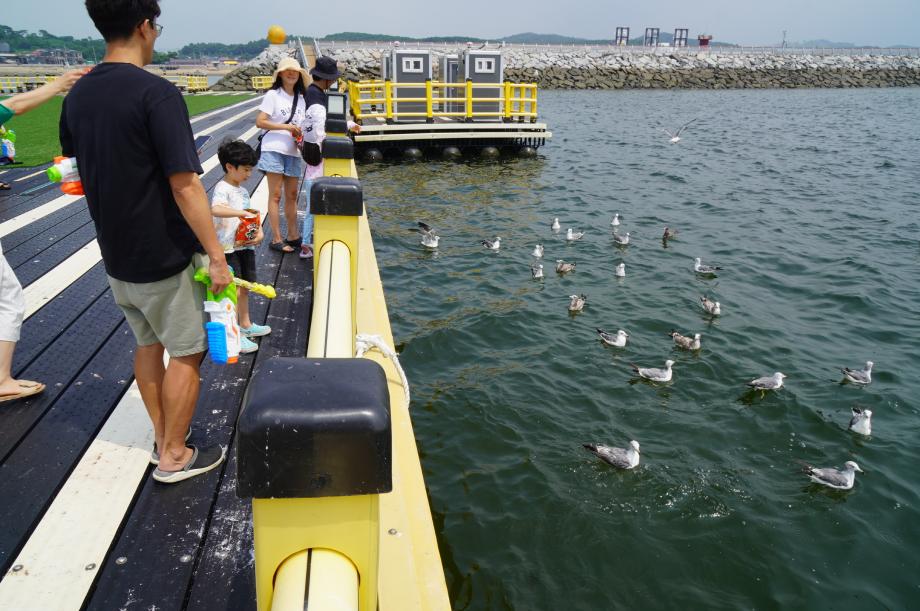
348, 79, 539, 123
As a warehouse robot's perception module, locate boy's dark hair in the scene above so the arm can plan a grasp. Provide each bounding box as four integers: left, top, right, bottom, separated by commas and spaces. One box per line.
218, 139, 258, 172
85, 0, 161, 42
271, 75, 307, 97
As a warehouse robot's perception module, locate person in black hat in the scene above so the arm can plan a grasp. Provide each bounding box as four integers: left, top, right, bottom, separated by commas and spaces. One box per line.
298, 56, 360, 259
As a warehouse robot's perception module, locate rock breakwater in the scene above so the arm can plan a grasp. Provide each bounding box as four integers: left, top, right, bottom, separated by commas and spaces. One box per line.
322, 47, 920, 89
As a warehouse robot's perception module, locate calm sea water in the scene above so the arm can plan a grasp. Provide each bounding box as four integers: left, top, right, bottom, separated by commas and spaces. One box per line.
360, 88, 920, 610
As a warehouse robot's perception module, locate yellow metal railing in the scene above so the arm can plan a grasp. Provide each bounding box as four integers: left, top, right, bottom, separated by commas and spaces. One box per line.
347, 80, 539, 123
164, 74, 209, 92
251, 75, 274, 91
0, 75, 57, 93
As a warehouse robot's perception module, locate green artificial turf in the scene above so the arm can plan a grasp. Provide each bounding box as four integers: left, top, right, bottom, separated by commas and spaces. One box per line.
0, 93, 256, 167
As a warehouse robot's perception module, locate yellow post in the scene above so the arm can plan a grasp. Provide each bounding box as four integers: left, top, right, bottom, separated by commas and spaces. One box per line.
425, 79, 433, 122
465, 79, 473, 121
384, 80, 393, 123
503, 81, 512, 120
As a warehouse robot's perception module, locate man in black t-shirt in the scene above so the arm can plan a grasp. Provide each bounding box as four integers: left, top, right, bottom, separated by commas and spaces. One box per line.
60, 0, 231, 483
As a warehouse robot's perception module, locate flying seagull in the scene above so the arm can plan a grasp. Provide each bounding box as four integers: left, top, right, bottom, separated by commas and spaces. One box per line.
662, 118, 697, 143
568, 294, 587, 312
631, 360, 674, 382
700, 296, 721, 316
615, 262, 626, 278
597, 328, 629, 347
566, 228, 585, 241
799, 460, 863, 490
531, 244, 544, 258
747, 372, 786, 391
669, 330, 701, 350
555, 259, 576, 274
841, 361, 873, 385
410, 221, 439, 248
583, 440, 640, 469
481, 236, 501, 250
613, 231, 630, 246
694, 257, 722, 274
848, 407, 872, 436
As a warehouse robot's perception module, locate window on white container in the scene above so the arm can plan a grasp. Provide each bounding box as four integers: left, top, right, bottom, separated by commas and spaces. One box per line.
402, 58, 423, 73
474, 58, 495, 73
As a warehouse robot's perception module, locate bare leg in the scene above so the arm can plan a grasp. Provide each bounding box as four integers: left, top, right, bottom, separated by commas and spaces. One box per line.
283, 174, 301, 242
157, 351, 205, 471
237, 287, 252, 329
265, 172, 285, 245
0, 341, 23, 396
134, 342, 166, 450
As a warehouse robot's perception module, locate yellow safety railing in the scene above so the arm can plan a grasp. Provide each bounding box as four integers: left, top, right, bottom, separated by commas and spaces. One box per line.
164, 74, 209, 93
251, 75, 274, 91
347, 80, 539, 123
0, 75, 57, 94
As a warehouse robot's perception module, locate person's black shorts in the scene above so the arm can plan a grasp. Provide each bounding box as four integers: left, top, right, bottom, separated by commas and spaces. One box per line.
225, 249, 256, 283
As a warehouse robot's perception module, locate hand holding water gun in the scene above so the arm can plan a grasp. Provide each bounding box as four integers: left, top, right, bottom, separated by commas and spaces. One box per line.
194, 267, 241, 365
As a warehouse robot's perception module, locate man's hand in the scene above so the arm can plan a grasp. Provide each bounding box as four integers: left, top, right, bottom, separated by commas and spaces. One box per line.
208, 256, 232, 295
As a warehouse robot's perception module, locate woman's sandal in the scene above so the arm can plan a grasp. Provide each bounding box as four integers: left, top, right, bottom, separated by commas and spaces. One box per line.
284, 236, 302, 249
269, 241, 295, 253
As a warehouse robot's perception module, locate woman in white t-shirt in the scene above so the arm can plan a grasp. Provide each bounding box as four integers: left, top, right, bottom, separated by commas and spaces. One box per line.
255, 57, 308, 253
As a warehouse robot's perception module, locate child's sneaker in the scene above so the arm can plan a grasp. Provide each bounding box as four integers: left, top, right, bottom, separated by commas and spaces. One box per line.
240, 335, 259, 354
299, 244, 313, 259
241, 323, 271, 338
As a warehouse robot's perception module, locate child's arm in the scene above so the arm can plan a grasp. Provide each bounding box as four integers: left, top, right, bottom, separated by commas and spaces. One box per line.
211, 204, 256, 219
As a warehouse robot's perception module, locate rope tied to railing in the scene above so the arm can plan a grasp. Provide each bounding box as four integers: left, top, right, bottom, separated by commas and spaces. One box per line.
355, 334, 411, 406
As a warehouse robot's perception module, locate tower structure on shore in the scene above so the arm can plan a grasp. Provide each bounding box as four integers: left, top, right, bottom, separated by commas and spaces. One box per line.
615, 27, 630, 46
644, 28, 660, 47
674, 29, 689, 47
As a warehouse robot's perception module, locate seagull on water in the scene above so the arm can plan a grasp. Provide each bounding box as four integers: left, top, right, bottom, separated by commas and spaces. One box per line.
615, 262, 626, 277
551, 218, 561, 232
555, 259, 576, 274
848, 407, 872, 436
566, 228, 585, 241
842, 361, 873, 385
597, 328, 629, 347
531, 262, 544, 279
481, 236, 501, 250
568, 294, 587, 312
631, 360, 674, 382
410, 222, 439, 248
610, 213, 623, 227
700, 296, 721, 316
613, 231, 630, 246
747, 372, 786, 391
669, 330, 701, 350
694, 257, 722, 274
531, 244, 544, 258
799, 460, 863, 490
583, 440, 640, 469
662, 226, 678, 241
662, 118, 697, 144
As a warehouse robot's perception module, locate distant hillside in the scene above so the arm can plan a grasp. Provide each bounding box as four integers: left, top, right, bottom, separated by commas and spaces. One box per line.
320, 30, 737, 46
793, 39, 857, 48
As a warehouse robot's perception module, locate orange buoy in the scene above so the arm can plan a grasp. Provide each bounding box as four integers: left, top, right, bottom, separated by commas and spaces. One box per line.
267, 25, 286, 45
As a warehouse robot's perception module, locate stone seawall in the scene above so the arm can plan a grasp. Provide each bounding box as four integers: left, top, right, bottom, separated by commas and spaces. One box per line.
322, 47, 920, 89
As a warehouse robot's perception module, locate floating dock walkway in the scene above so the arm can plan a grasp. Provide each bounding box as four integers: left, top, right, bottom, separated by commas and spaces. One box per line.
0, 95, 449, 609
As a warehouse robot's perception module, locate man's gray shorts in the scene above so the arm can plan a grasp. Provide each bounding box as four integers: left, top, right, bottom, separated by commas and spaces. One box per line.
108, 254, 208, 357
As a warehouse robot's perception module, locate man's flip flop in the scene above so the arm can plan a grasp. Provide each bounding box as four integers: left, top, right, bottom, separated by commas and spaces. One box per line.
269, 241, 294, 253
284, 236, 302, 248
152, 444, 226, 484
0, 380, 46, 403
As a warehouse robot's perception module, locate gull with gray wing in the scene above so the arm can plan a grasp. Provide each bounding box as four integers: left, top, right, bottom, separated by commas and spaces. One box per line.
583, 440, 640, 469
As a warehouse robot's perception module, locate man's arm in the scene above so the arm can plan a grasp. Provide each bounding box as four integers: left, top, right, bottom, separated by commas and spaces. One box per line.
169, 172, 232, 294
4, 69, 86, 116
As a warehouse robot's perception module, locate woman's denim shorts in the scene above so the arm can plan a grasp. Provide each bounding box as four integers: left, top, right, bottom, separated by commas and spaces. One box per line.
257, 151, 304, 178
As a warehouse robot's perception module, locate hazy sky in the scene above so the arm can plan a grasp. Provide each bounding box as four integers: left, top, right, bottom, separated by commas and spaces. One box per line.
4, 0, 919, 49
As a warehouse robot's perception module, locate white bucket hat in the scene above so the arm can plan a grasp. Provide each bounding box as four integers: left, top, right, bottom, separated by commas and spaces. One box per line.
272, 57, 310, 88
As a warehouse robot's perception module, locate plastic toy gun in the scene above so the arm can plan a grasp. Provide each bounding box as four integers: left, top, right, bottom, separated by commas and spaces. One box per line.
194, 267, 241, 365
47, 156, 84, 195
